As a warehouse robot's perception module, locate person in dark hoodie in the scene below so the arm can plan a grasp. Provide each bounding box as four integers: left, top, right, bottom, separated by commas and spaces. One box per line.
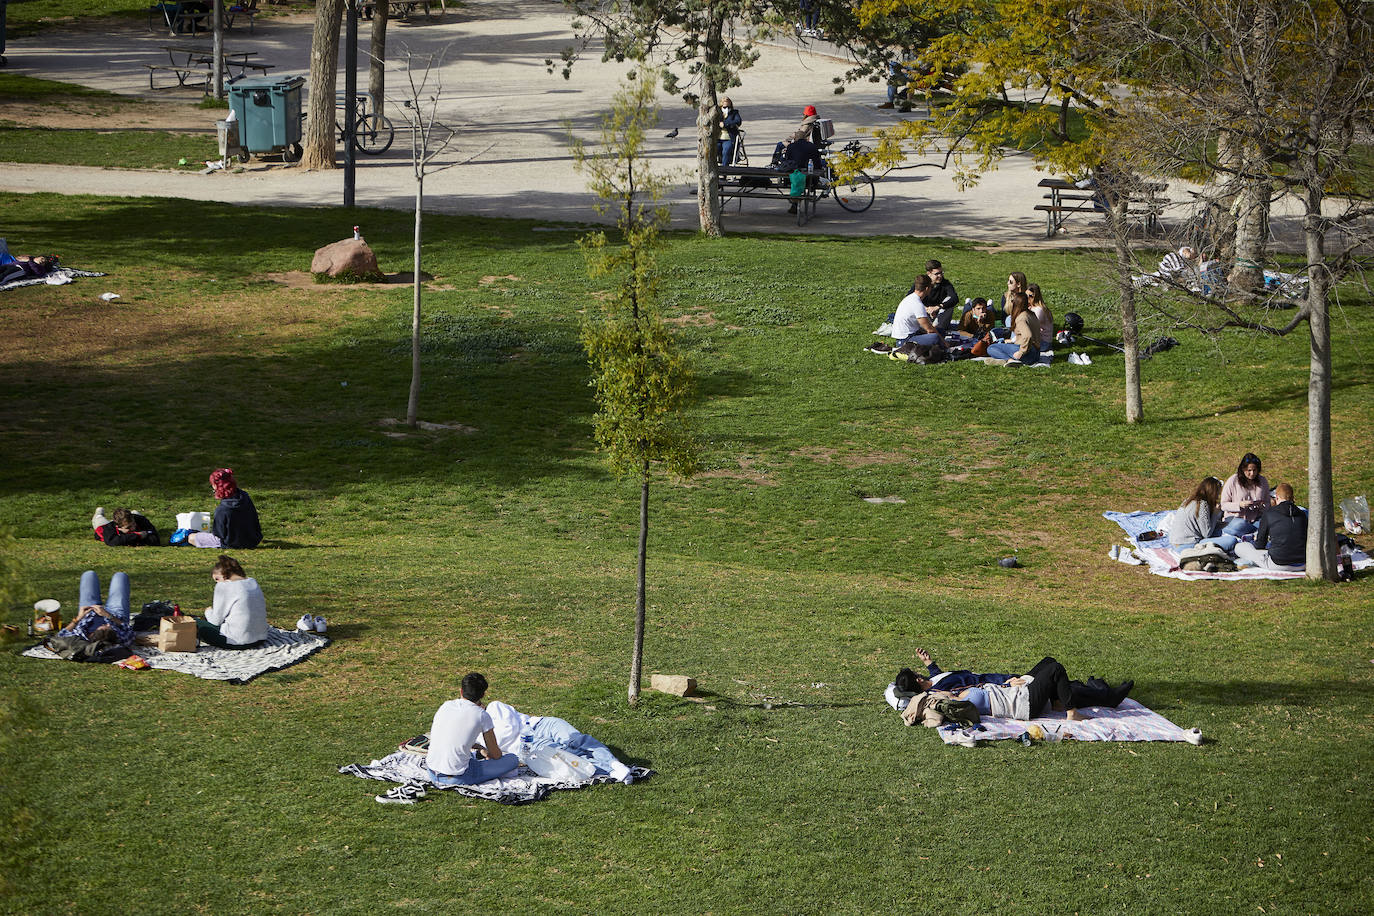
91, 507, 160, 546
189, 468, 263, 549
1234, 482, 1308, 571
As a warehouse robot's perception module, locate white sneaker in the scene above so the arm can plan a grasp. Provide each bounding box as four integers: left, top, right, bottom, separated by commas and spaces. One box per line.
1109, 545, 1120, 560
1078, 352, 1092, 365
313, 615, 328, 634
296, 614, 314, 633
1184, 728, 1203, 745
375, 783, 426, 804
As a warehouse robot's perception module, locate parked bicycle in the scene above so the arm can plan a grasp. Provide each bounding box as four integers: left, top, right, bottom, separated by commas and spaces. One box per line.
334, 91, 394, 155
816, 139, 877, 213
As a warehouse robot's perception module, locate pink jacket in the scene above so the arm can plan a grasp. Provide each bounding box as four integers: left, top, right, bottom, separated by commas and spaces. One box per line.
1220, 473, 1271, 522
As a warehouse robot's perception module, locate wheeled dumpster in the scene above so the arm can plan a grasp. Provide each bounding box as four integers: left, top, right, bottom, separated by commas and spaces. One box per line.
228, 75, 305, 162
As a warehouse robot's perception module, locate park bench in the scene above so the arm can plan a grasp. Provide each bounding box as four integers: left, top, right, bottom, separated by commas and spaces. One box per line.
1034, 177, 1167, 238
146, 46, 272, 90
718, 165, 822, 226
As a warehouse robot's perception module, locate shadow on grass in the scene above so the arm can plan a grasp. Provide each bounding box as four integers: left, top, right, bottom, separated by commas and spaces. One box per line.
1145, 679, 1374, 708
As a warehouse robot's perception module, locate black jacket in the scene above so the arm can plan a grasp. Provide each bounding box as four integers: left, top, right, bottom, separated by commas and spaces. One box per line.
95, 513, 160, 547
1255, 501, 1307, 567
213, 490, 263, 549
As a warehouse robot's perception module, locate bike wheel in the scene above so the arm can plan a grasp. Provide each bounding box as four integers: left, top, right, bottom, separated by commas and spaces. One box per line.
352, 114, 395, 155
834, 173, 875, 213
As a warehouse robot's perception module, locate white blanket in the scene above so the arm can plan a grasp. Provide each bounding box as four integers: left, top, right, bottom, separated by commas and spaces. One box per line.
23, 625, 328, 683
340, 750, 653, 805
934, 699, 1200, 745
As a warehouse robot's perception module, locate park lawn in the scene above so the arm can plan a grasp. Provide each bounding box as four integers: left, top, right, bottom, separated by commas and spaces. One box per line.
0, 192, 1371, 914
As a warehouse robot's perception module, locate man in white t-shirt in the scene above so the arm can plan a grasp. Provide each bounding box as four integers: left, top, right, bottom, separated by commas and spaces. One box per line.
891, 274, 940, 346
425, 673, 519, 786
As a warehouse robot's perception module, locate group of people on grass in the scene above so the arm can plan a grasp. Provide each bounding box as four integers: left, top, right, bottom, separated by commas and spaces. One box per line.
879, 261, 1057, 365
1169, 452, 1309, 571
885, 648, 1133, 727
56, 468, 270, 655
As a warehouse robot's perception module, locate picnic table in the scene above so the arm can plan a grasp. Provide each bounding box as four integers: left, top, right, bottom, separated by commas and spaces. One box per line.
148, 0, 259, 36
718, 165, 822, 226
1034, 177, 1168, 238
145, 44, 272, 91
359, 0, 449, 19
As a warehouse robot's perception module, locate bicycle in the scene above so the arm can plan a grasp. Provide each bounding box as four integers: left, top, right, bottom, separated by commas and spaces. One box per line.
334, 91, 395, 155
817, 139, 877, 213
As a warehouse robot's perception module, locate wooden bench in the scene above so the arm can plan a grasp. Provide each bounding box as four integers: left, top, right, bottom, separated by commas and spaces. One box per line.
1035, 178, 1167, 238
718, 165, 822, 226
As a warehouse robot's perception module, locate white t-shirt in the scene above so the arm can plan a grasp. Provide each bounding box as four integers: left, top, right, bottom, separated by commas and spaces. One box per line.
891, 291, 931, 340
206, 577, 268, 645
427, 698, 494, 776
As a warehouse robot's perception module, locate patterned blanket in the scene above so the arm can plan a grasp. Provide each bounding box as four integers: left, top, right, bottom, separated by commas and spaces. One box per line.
340, 750, 653, 805
23, 625, 328, 683
0, 268, 106, 292
934, 698, 1201, 746
1103, 509, 1372, 581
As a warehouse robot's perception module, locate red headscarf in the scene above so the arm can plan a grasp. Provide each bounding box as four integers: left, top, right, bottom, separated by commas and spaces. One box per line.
803, 105, 817, 117
210, 468, 239, 500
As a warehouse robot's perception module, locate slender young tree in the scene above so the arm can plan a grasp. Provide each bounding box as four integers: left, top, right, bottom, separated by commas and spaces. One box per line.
571, 73, 699, 703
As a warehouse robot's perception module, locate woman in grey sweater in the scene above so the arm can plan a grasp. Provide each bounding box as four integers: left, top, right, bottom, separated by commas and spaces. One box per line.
1169, 476, 1238, 552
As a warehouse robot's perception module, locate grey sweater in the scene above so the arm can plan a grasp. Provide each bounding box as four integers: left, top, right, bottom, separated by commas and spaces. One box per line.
1169, 500, 1222, 548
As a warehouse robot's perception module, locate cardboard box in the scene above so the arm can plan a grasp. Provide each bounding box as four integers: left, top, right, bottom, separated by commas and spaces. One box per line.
158, 615, 198, 653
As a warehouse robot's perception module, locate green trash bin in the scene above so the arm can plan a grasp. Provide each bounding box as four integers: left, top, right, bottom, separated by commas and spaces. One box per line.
228, 75, 305, 162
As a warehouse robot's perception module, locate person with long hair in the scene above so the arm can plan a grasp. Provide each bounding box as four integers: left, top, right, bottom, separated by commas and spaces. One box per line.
985, 291, 1041, 365
195, 554, 268, 649
1169, 476, 1238, 551
1219, 452, 1272, 538
189, 467, 263, 549
1025, 283, 1055, 349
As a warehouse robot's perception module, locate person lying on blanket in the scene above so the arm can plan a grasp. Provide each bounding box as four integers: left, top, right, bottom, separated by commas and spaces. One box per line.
426, 673, 519, 787
91, 507, 160, 547
486, 700, 635, 784
887, 650, 1132, 723
0, 254, 60, 284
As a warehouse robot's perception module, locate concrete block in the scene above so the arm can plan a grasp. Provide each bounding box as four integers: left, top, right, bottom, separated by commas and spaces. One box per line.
650, 674, 697, 697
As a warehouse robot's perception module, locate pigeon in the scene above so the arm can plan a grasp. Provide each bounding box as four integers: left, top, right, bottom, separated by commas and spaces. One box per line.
664, 128, 679, 138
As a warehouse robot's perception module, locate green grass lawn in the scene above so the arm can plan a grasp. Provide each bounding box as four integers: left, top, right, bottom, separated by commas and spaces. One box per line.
0, 192, 1371, 914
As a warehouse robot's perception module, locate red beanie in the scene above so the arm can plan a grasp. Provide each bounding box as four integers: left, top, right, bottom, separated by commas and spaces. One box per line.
803, 105, 817, 117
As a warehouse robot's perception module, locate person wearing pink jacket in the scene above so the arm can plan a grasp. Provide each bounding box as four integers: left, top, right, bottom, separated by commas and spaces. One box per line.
1219, 452, 1272, 537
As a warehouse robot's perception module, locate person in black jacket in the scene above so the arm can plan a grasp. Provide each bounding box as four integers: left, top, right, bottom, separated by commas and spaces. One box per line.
91, 507, 160, 546
189, 468, 263, 550
1235, 483, 1308, 570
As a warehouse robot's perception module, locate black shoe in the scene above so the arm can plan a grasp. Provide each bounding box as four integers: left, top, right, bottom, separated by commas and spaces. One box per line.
1088, 676, 1109, 691
787, 203, 798, 214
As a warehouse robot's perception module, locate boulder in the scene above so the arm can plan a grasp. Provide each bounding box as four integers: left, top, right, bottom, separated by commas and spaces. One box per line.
650, 674, 698, 697
311, 239, 380, 279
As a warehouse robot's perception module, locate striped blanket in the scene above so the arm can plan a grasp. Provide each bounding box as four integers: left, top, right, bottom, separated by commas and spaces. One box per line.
23, 625, 328, 683
0, 267, 106, 292
1103, 509, 1372, 581
935, 698, 1201, 746
340, 750, 653, 805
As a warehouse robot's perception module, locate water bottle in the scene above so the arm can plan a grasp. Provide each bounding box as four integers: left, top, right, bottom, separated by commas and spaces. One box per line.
1016, 732, 1033, 747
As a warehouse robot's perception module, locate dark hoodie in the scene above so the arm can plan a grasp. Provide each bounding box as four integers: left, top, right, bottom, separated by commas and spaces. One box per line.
95, 512, 160, 547
213, 490, 263, 549
1255, 500, 1307, 567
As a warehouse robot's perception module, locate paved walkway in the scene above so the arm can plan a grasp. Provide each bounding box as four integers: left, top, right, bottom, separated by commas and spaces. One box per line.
0, 0, 1311, 251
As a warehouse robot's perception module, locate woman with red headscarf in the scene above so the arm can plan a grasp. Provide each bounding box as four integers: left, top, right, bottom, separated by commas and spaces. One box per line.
188, 468, 263, 549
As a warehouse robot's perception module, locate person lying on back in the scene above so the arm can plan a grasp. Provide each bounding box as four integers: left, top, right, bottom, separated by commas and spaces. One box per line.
486, 700, 635, 784
886, 648, 1132, 714
92, 507, 160, 547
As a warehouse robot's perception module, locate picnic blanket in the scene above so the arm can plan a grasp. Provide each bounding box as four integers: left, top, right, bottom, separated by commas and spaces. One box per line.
0, 268, 107, 292
1103, 509, 1372, 581
934, 698, 1200, 745
22, 625, 328, 683
340, 750, 653, 805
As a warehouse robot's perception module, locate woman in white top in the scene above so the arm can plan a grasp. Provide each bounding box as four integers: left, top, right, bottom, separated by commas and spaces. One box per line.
1025, 283, 1055, 349
197, 555, 269, 649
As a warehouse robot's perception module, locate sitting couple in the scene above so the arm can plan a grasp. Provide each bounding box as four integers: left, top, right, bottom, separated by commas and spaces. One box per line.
885, 648, 1133, 727
423, 673, 634, 787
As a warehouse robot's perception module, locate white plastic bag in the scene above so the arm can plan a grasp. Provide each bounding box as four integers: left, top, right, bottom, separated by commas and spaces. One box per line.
521, 743, 596, 784
1340, 495, 1369, 535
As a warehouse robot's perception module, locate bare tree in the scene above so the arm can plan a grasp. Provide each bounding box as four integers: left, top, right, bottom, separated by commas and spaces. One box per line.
393, 50, 461, 428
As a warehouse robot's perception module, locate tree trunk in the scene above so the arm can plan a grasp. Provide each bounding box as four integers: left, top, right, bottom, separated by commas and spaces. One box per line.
1210, 130, 1241, 262
368, 1, 389, 119
1105, 187, 1143, 424
301, 0, 345, 170
1228, 138, 1270, 294
628, 468, 649, 704
407, 172, 423, 427
212, 0, 224, 100
1303, 193, 1337, 580
695, 9, 725, 237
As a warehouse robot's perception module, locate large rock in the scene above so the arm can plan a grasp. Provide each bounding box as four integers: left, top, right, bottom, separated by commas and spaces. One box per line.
311, 238, 380, 279
650, 674, 698, 697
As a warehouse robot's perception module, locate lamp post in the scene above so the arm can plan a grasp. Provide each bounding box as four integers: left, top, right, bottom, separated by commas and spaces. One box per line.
343, 0, 358, 206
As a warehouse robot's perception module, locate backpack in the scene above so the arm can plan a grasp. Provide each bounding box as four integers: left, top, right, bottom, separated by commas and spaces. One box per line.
934, 698, 981, 727
1177, 544, 1237, 573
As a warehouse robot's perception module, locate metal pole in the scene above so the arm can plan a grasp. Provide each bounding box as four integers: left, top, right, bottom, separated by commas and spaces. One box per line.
343, 0, 358, 207
212, 0, 224, 99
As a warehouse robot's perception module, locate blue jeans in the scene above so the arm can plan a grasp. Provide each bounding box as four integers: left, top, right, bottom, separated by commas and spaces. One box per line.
426, 754, 518, 786
720, 138, 735, 166
987, 342, 1040, 363
1223, 518, 1257, 538
897, 332, 941, 347
79, 570, 130, 619
1197, 534, 1239, 552
527, 717, 622, 777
